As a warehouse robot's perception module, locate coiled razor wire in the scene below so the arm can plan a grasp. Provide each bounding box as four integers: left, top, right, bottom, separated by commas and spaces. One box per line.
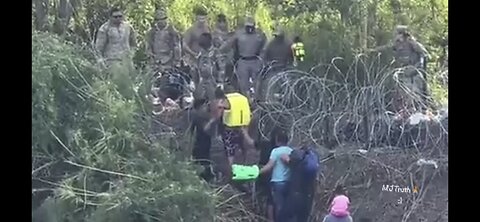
145, 54, 448, 222
252, 53, 448, 154
149, 53, 448, 157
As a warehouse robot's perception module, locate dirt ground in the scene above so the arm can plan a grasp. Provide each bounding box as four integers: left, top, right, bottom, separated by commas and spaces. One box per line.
162, 108, 448, 222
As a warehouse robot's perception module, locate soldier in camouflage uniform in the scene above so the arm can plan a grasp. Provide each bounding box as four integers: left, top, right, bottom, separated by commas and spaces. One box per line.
212, 14, 234, 88
95, 7, 137, 99
146, 10, 181, 73
392, 26, 428, 71
372, 26, 428, 70
371, 25, 430, 110
183, 7, 211, 81
194, 33, 224, 101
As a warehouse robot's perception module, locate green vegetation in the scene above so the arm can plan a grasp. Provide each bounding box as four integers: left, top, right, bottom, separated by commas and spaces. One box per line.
32, 32, 215, 221
32, 0, 448, 221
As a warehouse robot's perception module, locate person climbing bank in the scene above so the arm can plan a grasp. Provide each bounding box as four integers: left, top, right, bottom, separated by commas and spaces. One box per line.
190, 98, 216, 182
278, 141, 320, 222
258, 130, 293, 221
194, 32, 224, 101
208, 87, 254, 180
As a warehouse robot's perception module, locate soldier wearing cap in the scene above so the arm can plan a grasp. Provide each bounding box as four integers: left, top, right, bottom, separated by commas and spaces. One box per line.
371, 25, 428, 70
221, 16, 267, 102
264, 26, 293, 67
95, 7, 137, 64
370, 25, 431, 110
95, 7, 137, 99
392, 25, 428, 69
146, 9, 182, 72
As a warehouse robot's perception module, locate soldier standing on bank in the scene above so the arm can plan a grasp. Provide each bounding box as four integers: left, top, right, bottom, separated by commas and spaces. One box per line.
222, 16, 267, 102
183, 7, 211, 82
146, 9, 181, 73
370, 25, 430, 110
95, 7, 137, 67
372, 26, 428, 70
213, 13, 234, 88
95, 7, 137, 99
259, 26, 294, 102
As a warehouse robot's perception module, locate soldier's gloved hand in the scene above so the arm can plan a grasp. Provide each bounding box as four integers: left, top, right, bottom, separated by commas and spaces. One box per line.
419, 57, 426, 68
174, 60, 181, 68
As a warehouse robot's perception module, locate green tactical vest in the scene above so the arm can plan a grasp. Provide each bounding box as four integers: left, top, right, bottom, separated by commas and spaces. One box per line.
292, 42, 305, 61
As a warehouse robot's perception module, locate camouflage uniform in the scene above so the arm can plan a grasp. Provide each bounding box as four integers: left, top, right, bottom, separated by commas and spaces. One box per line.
225, 16, 267, 100
146, 10, 181, 72
95, 20, 136, 66
183, 18, 211, 71
392, 26, 428, 70
194, 45, 224, 100
391, 26, 430, 110
213, 23, 233, 84
95, 19, 137, 99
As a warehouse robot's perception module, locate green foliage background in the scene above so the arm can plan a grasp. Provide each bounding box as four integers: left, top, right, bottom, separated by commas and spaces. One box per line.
32, 0, 447, 221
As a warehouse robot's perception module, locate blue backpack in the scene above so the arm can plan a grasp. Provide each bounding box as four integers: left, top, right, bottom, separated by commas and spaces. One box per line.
302, 147, 320, 181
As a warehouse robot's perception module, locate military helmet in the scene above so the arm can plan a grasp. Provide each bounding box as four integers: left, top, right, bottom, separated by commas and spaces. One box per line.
272, 26, 285, 36
395, 25, 408, 34
244, 16, 255, 27
155, 10, 167, 20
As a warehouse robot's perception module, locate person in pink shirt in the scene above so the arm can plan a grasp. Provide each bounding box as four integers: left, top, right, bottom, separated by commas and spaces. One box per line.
323, 185, 353, 222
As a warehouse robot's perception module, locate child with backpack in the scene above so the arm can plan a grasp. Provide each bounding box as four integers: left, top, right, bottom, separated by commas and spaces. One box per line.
323, 185, 353, 222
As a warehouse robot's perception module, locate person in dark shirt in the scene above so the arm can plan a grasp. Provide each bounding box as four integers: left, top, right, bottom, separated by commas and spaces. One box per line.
279, 144, 317, 222
255, 127, 281, 222
190, 98, 215, 182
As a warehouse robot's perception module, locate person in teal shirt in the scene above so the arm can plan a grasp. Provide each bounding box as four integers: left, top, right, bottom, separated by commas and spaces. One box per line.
259, 130, 293, 221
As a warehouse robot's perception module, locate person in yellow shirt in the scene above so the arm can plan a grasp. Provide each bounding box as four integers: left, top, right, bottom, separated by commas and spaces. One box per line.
205, 88, 255, 181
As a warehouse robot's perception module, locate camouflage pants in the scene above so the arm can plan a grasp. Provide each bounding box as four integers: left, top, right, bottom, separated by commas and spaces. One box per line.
194, 77, 216, 101
106, 59, 135, 99
395, 66, 431, 111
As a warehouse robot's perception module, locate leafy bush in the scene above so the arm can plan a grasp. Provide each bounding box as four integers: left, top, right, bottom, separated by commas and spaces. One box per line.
32, 32, 215, 222
32, 0, 448, 220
